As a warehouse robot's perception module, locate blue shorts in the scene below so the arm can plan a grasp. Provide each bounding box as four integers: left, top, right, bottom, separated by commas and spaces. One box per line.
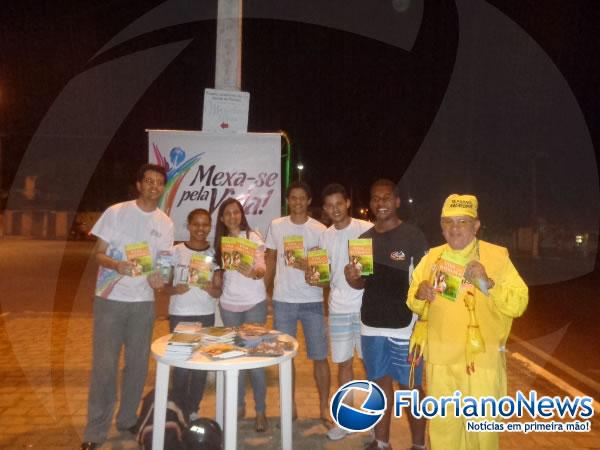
361, 335, 422, 386
273, 301, 328, 361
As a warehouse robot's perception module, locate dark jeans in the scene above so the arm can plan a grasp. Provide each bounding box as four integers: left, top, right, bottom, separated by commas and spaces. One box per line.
168, 314, 215, 416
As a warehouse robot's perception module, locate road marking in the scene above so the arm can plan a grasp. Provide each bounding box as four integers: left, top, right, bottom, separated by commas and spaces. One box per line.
511, 352, 600, 413
510, 334, 600, 393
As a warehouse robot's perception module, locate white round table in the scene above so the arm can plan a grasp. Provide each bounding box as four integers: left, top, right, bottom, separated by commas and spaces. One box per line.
150, 334, 298, 450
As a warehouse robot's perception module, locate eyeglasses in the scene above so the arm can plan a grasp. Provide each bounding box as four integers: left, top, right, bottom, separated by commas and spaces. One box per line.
143, 177, 165, 187
441, 218, 476, 229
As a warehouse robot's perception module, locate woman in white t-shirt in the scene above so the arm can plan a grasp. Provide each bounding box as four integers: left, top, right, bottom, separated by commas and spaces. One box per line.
165, 208, 223, 420
214, 198, 268, 432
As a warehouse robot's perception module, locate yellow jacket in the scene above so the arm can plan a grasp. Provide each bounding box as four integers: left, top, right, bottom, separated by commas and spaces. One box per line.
407, 240, 528, 367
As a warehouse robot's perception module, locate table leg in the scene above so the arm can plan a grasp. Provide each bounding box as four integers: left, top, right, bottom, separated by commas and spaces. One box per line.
223, 370, 239, 450
279, 359, 293, 450
152, 362, 170, 450
216, 370, 224, 427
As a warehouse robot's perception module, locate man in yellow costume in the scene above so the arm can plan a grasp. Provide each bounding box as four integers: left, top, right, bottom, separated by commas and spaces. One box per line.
407, 194, 528, 450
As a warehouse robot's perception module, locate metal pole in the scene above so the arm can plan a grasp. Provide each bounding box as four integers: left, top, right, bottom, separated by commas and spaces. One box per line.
281, 131, 291, 215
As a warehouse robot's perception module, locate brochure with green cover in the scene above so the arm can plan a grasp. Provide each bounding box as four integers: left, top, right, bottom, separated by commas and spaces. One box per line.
237, 237, 258, 273
221, 236, 239, 271
348, 238, 373, 276
307, 248, 330, 284
189, 253, 213, 288
283, 235, 304, 266
432, 252, 468, 302
125, 241, 152, 276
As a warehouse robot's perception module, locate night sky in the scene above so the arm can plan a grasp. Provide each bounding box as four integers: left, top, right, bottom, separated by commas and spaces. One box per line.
2, 0, 599, 247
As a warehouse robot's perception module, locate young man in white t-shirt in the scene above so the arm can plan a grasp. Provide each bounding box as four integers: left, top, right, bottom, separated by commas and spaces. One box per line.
265, 181, 331, 425
308, 183, 372, 440
81, 164, 174, 450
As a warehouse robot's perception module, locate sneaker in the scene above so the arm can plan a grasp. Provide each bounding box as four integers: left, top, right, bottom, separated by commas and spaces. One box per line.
326, 425, 349, 441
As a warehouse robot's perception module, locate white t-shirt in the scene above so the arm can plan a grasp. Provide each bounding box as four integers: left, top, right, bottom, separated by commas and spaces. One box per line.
265, 216, 326, 303
361, 315, 418, 340
92, 200, 174, 302
220, 230, 267, 310
169, 243, 218, 316
319, 218, 373, 314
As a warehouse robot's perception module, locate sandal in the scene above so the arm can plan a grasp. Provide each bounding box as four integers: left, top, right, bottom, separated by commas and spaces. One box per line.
255, 412, 268, 432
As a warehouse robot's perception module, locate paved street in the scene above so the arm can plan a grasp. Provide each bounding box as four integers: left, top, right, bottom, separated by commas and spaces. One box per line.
1, 239, 599, 449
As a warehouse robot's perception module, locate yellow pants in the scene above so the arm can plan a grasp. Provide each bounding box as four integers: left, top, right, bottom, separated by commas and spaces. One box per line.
426, 354, 507, 450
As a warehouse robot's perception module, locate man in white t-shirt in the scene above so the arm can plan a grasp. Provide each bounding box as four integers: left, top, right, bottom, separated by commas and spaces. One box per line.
81, 164, 174, 450
265, 181, 331, 425
308, 183, 372, 441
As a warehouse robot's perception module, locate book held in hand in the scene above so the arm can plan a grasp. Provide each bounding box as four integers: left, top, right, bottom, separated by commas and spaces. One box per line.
283, 235, 304, 266
307, 248, 330, 284
432, 252, 467, 302
125, 241, 152, 276
221, 236, 239, 271
155, 250, 173, 283
189, 254, 214, 288
237, 237, 258, 273
348, 238, 374, 276
173, 264, 189, 286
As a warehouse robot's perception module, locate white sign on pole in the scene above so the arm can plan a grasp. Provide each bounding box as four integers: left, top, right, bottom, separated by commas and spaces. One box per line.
148, 130, 281, 241
202, 88, 250, 133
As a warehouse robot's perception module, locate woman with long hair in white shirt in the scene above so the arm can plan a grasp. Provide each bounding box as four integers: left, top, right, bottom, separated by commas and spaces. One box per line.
214, 198, 268, 432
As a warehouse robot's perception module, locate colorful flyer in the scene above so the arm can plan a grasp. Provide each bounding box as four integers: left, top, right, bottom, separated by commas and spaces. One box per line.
307, 248, 330, 284
348, 238, 374, 276
283, 235, 304, 266
124, 241, 152, 276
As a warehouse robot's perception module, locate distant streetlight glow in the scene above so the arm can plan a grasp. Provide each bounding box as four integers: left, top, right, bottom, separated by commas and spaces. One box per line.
297, 162, 304, 180
408, 198, 414, 204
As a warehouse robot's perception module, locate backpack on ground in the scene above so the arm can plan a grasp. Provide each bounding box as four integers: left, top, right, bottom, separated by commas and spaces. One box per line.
135, 389, 189, 450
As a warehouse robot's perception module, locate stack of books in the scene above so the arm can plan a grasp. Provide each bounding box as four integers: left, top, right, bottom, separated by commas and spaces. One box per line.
164, 332, 203, 360
200, 327, 237, 345
173, 321, 203, 334
237, 323, 281, 347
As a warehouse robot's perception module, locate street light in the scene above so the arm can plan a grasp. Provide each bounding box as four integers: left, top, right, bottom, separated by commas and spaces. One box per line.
297, 163, 304, 180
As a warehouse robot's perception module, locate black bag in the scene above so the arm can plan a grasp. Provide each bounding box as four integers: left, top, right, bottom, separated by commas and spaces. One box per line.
184, 418, 222, 450
135, 389, 189, 450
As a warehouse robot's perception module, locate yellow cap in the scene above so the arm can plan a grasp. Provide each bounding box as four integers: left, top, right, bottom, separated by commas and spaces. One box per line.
441, 194, 478, 218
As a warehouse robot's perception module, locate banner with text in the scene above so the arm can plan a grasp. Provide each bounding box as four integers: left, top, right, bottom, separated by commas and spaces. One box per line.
148, 130, 281, 241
